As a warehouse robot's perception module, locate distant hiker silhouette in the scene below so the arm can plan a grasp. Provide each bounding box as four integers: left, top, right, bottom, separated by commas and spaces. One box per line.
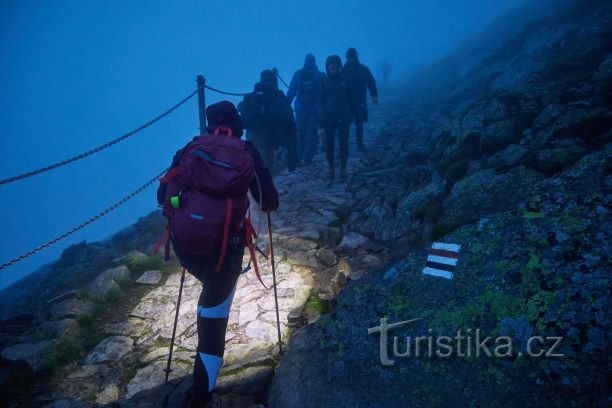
320, 55, 353, 183
287, 54, 324, 167
240, 70, 297, 173
157, 101, 278, 408
343, 47, 378, 152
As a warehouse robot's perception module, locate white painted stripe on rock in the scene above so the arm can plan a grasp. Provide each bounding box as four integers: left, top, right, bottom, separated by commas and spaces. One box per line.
427, 255, 458, 266
431, 242, 462, 252
422, 267, 454, 280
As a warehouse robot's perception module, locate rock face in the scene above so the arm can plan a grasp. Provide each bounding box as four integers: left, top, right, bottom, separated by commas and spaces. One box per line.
89, 265, 131, 300
267, 1, 611, 407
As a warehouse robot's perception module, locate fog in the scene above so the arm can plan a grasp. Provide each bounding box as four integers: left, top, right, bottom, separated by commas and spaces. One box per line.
0, 0, 522, 289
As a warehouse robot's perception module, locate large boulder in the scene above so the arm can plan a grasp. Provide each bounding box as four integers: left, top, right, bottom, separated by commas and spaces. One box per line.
1, 340, 58, 372
439, 166, 544, 228
89, 266, 131, 300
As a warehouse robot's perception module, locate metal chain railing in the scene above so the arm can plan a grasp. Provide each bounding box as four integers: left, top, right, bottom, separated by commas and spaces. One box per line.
204, 84, 250, 97
0, 169, 167, 271
0, 88, 199, 186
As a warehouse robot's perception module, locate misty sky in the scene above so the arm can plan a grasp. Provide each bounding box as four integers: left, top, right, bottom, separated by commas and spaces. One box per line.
0, 0, 522, 289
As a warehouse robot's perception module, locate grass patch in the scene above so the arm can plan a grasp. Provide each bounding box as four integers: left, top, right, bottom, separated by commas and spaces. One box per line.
305, 293, 330, 314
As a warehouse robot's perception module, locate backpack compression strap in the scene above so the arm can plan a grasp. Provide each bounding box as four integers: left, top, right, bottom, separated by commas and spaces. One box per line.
244, 216, 267, 289
214, 198, 233, 273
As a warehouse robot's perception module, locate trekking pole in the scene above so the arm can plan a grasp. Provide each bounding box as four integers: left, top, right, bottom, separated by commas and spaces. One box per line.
267, 213, 283, 355
164, 267, 186, 384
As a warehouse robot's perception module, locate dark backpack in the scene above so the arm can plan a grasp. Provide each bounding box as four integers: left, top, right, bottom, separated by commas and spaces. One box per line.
297, 69, 320, 106
157, 127, 255, 272
243, 90, 292, 130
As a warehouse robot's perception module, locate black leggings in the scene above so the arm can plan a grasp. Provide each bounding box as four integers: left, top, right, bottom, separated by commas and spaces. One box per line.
325, 120, 350, 170
174, 242, 244, 408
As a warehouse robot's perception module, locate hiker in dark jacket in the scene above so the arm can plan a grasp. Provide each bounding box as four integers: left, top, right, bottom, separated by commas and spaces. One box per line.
287, 54, 323, 166
343, 47, 378, 152
241, 70, 297, 173
159, 101, 278, 408
319, 55, 353, 183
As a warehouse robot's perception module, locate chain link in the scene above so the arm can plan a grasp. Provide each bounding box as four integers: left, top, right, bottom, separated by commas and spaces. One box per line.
0, 169, 167, 271
204, 84, 250, 97
0, 88, 199, 186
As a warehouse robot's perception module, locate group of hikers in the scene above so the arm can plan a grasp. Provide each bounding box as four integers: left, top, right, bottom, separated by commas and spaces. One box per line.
240, 47, 378, 183
157, 47, 378, 408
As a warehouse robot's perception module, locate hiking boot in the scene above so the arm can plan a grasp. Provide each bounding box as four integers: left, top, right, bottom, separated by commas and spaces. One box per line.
339, 169, 347, 182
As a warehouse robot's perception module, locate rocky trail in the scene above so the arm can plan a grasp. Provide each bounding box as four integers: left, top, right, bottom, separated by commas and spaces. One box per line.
0, 100, 398, 408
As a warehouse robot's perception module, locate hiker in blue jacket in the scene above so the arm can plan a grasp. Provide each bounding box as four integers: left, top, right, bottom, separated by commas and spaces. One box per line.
287, 54, 323, 166
158, 101, 278, 408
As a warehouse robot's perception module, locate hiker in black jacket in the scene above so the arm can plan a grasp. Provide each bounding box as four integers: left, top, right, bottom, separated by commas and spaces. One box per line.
343, 47, 378, 152
158, 101, 278, 408
241, 70, 297, 173
319, 55, 353, 183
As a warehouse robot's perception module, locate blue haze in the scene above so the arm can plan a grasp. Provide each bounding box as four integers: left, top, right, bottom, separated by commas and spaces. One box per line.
0, 0, 521, 289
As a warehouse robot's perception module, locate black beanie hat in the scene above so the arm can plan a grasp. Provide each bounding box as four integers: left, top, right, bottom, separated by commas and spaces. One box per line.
326, 55, 342, 69
346, 47, 358, 60
205, 100, 243, 137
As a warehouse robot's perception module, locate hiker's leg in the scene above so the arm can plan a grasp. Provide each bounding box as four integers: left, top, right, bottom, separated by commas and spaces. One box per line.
192, 244, 243, 407
324, 123, 336, 170
303, 111, 318, 165
339, 121, 350, 170
295, 111, 307, 165
355, 120, 365, 150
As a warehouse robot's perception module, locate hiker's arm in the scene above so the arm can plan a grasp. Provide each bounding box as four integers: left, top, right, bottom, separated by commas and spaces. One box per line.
245, 141, 279, 212
365, 66, 378, 100
286, 72, 299, 104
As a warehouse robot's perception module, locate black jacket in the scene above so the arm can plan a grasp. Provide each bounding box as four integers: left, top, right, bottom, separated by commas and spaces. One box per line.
319, 73, 353, 125
343, 60, 378, 123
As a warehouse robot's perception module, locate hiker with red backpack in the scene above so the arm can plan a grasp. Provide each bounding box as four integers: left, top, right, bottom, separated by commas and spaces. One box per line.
157, 101, 278, 408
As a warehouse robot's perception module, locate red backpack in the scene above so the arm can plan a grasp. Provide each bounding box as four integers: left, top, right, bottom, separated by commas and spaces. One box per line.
156, 127, 263, 281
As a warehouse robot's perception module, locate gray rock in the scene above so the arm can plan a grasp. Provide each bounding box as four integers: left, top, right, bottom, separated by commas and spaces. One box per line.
83, 336, 134, 364
126, 360, 190, 398
338, 232, 373, 252
223, 340, 275, 371
216, 365, 275, 395
316, 248, 337, 267
139, 347, 169, 364
1, 339, 58, 372
20, 319, 78, 342
135, 270, 163, 285
66, 364, 109, 379
96, 383, 119, 405
331, 272, 347, 291
486, 144, 531, 170
49, 299, 95, 320
89, 265, 131, 300
113, 250, 150, 265
245, 320, 279, 342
